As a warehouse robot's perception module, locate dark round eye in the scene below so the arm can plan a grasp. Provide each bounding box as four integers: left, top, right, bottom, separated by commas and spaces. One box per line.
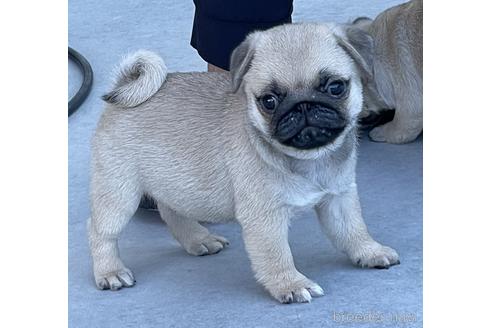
261, 95, 277, 110
327, 80, 346, 97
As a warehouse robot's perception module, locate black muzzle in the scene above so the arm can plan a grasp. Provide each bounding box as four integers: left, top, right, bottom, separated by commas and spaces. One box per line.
274, 102, 346, 150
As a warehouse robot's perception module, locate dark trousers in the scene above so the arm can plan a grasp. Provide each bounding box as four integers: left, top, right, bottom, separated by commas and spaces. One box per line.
191, 0, 293, 70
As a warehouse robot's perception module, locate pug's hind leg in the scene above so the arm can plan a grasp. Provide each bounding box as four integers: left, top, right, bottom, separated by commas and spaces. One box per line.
316, 187, 400, 269
157, 204, 229, 256
88, 174, 141, 291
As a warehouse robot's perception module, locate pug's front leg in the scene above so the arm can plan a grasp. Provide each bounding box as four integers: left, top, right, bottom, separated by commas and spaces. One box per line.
316, 186, 400, 269
369, 96, 423, 144
239, 209, 324, 304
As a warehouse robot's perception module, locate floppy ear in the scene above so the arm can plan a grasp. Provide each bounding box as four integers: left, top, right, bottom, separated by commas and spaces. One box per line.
351, 16, 373, 31
230, 34, 257, 93
336, 26, 374, 82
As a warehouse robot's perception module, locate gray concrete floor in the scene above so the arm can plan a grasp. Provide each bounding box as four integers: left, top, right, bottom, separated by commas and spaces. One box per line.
69, 1, 421, 327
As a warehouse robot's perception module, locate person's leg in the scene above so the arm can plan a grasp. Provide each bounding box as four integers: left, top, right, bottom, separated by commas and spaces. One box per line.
207, 63, 227, 73
191, 0, 293, 71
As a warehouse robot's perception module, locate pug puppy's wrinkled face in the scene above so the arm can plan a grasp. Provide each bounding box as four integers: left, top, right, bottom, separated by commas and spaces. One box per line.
257, 73, 349, 150
230, 23, 372, 159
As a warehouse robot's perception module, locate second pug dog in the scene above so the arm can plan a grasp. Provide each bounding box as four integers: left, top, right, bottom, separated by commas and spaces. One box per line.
355, 0, 423, 143
89, 23, 399, 304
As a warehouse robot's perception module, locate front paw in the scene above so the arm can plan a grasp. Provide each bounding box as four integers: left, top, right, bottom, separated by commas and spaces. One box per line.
369, 123, 415, 144
266, 276, 324, 304
351, 242, 400, 269
94, 267, 136, 290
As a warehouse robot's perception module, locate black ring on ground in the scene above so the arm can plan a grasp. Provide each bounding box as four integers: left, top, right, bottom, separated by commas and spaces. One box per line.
68, 47, 93, 117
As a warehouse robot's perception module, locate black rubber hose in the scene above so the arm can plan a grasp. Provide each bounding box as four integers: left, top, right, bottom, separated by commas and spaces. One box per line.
68, 47, 93, 117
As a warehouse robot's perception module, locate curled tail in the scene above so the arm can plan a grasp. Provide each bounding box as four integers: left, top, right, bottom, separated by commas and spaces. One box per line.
102, 50, 167, 108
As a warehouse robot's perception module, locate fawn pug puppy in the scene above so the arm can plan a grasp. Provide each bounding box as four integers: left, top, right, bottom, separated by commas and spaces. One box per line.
88, 23, 399, 304
355, 0, 423, 143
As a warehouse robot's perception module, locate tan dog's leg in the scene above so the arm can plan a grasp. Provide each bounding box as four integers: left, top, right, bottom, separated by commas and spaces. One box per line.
369, 89, 422, 144
316, 187, 400, 268
240, 208, 324, 303
88, 171, 141, 290
158, 204, 229, 256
